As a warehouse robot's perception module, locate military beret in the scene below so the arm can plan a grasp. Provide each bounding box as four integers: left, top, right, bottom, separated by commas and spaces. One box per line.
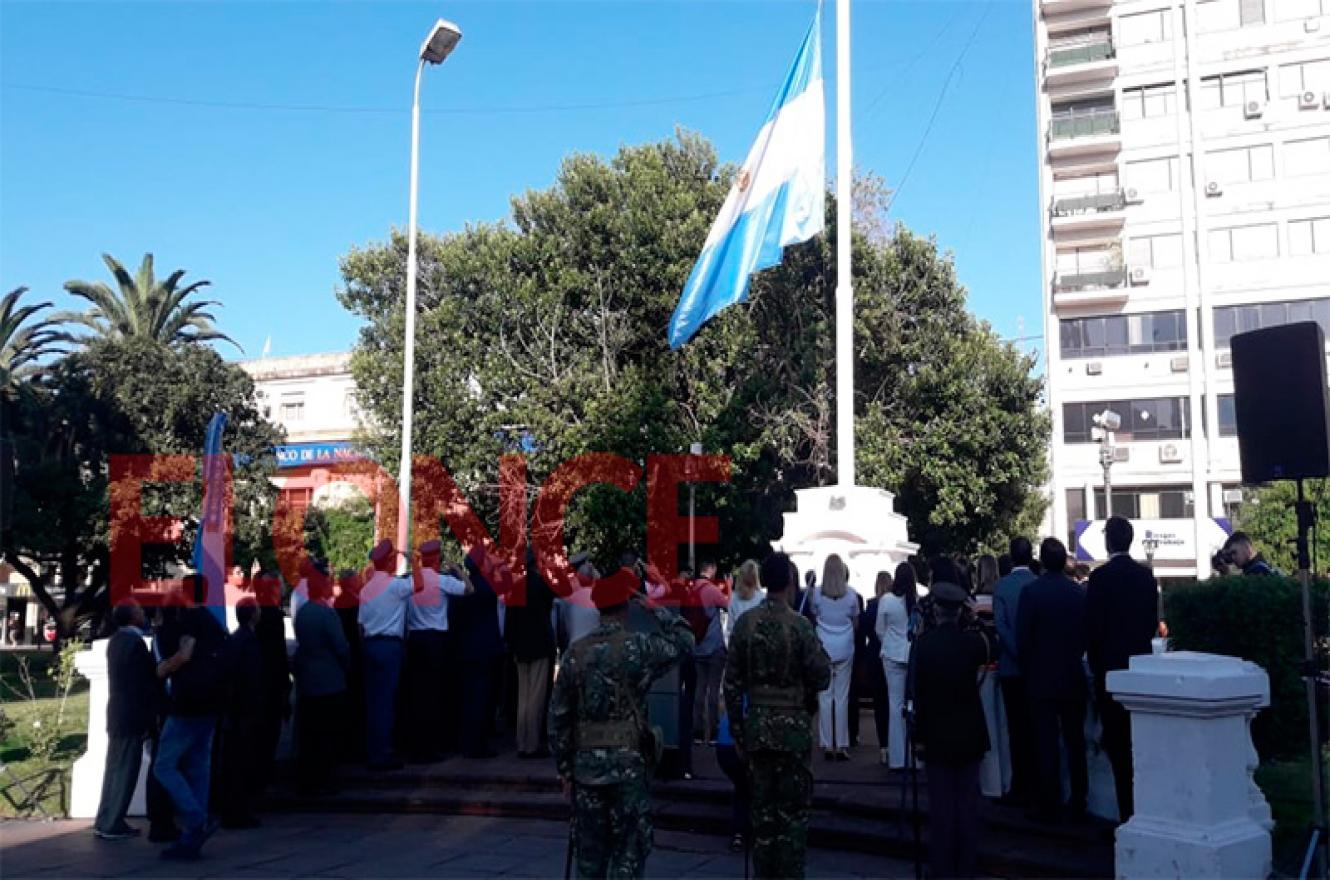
930, 580, 968, 605
418, 539, 443, 557
368, 539, 395, 563
569, 551, 590, 568
591, 578, 631, 612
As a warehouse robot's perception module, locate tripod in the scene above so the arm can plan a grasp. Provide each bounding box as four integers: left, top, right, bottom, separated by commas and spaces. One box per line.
1293, 479, 1328, 880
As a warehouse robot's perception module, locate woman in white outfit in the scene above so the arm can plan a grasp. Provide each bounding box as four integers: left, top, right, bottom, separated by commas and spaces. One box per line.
810, 554, 858, 760
725, 560, 764, 643
876, 561, 918, 770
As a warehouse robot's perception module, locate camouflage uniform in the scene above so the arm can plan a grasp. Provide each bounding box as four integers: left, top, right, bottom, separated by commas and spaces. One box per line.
548, 603, 694, 879
724, 598, 831, 880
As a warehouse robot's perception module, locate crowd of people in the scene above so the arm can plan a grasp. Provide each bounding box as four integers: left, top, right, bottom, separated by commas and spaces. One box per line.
92, 522, 1276, 873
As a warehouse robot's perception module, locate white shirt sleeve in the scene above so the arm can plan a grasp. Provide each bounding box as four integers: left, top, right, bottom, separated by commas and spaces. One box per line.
438, 574, 467, 597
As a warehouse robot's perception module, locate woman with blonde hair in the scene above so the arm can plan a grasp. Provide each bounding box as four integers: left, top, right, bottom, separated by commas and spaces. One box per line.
809, 554, 859, 760
725, 560, 764, 643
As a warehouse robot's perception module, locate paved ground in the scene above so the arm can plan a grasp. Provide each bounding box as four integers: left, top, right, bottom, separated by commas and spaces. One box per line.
0, 813, 920, 879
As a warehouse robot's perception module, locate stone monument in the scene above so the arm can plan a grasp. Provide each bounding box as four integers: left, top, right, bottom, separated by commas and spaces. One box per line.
778, 485, 917, 599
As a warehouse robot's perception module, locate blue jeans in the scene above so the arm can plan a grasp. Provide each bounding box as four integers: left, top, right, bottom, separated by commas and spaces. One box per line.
363, 637, 405, 766
153, 715, 216, 833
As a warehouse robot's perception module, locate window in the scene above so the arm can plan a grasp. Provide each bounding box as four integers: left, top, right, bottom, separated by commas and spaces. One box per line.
1289, 217, 1330, 255
1056, 246, 1118, 274
1129, 233, 1184, 269
1198, 70, 1268, 109
1286, 136, 1330, 177
1198, 0, 1243, 31
1218, 393, 1238, 436
1207, 144, 1275, 184
1213, 296, 1330, 346
1280, 58, 1330, 96
1054, 170, 1119, 199
1092, 486, 1194, 519
1209, 223, 1279, 262
279, 392, 305, 422
280, 487, 314, 510
1277, 0, 1328, 21
1062, 398, 1192, 443
1060, 310, 1188, 358
1118, 8, 1173, 44
1122, 83, 1180, 120
1242, 0, 1267, 25
1126, 156, 1179, 193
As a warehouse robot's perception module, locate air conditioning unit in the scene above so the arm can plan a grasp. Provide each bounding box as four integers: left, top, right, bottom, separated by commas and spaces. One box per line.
1223, 488, 1245, 504
1302, 90, 1322, 109
1205, 180, 1223, 197
1085, 361, 1104, 375
1130, 265, 1152, 284
1159, 442, 1184, 464
1112, 447, 1131, 463
1170, 355, 1189, 372
1244, 99, 1266, 119
1307, 17, 1322, 31
1124, 187, 1144, 205
1216, 351, 1233, 368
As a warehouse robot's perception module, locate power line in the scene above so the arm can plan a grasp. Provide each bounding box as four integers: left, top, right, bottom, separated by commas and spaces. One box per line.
884, 0, 993, 215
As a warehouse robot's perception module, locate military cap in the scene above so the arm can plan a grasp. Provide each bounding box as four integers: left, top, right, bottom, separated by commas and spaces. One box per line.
368, 539, 395, 563
591, 578, 631, 612
569, 551, 590, 568
418, 539, 443, 557
930, 580, 968, 605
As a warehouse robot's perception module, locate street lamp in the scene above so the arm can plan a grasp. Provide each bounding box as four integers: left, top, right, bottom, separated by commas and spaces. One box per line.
1143, 531, 1159, 566
397, 18, 463, 569
688, 441, 703, 574
1092, 409, 1121, 520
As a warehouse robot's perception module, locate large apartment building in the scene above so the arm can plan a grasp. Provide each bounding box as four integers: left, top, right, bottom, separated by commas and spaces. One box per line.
1035, 0, 1330, 579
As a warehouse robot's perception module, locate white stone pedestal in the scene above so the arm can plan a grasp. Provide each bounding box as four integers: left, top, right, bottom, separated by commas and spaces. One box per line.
70, 639, 151, 819
1108, 651, 1273, 880
777, 485, 918, 600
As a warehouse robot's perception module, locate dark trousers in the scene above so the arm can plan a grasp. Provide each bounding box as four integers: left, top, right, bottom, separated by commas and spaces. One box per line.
439, 633, 459, 753
403, 630, 447, 761
1000, 676, 1036, 801
459, 658, 495, 757
1099, 694, 1134, 821
693, 650, 725, 742
363, 637, 405, 767
1030, 696, 1088, 817
145, 726, 175, 836
926, 760, 981, 879
218, 715, 260, 822
677, 653, 696, 774
297, 691, 344, 793
867, 655, 890, 749
95, 734, 144, 834
715, 744, 752, 839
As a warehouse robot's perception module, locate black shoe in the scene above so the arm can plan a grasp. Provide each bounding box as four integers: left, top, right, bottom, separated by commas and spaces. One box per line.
148, 826, 180, 843
531, 746, 551, 758
94, 827, 140, 841
465, 750, 498, 760
730, 833, 745, 853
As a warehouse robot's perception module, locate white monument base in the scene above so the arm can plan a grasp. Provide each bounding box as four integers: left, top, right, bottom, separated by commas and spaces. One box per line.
778, 485, 918, 599
1108, 651, 1272, 880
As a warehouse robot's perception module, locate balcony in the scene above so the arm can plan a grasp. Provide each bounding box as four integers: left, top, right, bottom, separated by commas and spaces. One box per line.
1048, 108, 1121, 159
1052, 266, 1130, 308
1041, 0, 1113, 15
1045, 39, 1118, 88
1050, 190, 1127, 234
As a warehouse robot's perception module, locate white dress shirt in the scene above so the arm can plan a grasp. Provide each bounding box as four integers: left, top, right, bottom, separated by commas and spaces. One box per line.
407, 568, 467, 632
358, 571, 413, 638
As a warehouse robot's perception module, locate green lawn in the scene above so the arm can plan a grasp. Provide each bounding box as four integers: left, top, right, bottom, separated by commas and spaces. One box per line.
1257, 751, 1325, 877
1, 676, 90, 818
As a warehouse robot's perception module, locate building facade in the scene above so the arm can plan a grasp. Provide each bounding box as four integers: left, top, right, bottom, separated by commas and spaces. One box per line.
1034, 0, 1330, 578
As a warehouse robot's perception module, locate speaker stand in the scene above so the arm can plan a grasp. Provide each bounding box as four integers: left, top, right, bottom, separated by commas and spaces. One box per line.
1294, 478, 1328, 880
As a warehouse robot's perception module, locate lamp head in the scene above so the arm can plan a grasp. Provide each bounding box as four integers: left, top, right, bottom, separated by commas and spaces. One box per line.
1093, 409, 1122, 432
420, 19, 462, 64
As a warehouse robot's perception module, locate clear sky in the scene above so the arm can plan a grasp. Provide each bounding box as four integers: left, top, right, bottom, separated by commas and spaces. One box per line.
1, 0, 1042, 362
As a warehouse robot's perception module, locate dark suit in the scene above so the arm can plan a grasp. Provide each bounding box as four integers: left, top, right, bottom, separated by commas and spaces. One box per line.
859, 597, 890, 749
450, 559, 504, 758
1016, 572, 1088, 819
219, 626, 263, 824
912, 621, 995, 879
1086, 553, 1158, 821
96, 628, 156, 835
255, 606, 291, 792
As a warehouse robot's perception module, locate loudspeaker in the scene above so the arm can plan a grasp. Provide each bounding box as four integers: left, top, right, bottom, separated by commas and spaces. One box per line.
1231, 321, 1330, 483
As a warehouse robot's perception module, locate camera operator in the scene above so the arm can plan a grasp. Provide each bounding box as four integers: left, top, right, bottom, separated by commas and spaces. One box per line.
909, 557, 997, 880
1215, 531, 1278, 576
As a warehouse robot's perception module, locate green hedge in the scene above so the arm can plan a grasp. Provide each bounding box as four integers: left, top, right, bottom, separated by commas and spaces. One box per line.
1164, 575, 1327, 761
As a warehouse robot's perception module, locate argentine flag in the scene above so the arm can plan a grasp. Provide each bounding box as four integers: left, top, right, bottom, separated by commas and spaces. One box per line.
668, 11, 825, 349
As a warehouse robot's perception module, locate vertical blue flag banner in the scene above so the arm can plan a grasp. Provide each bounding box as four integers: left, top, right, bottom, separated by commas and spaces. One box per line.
668, 9, 826, 348
193, 411, 229, 626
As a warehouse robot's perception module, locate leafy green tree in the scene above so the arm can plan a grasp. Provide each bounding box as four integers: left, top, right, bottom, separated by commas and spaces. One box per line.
303, 497, 377, 575
59, 253, 236, 348
3, 337, 282, 634
1234, 479, 1330, 574
339, 132, 1048, 565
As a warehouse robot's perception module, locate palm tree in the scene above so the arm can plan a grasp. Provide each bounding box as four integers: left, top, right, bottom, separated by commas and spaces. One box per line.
1, 286, 69, 401
60, 252, 238, 349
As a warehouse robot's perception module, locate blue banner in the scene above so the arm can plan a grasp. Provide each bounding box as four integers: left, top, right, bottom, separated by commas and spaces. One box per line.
274, 441, 365, 469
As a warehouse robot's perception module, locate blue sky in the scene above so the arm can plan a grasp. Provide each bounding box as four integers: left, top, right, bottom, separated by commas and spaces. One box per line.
1, 0, 1042, 362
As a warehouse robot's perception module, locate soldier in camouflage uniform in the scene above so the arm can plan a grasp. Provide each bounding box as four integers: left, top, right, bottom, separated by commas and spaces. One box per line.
724, 552, 831, 880
548, 576, 694, 879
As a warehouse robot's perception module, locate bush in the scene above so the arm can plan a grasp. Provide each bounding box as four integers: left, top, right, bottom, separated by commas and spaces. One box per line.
1164, 575, 1327, 761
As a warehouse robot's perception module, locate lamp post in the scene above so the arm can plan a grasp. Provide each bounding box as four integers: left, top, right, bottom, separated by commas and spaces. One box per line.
397, 19, 462, 568
688, 441, 703, 574
1092, 409, 1122, 520
1143, 531, 1159, 566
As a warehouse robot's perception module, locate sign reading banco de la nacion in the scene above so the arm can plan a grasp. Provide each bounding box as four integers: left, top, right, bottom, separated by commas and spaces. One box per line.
274, 442, 365, 469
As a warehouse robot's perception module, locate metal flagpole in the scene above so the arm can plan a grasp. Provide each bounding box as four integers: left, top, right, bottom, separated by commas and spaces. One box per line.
397, 58, 426, 569
835, 0, 855, 489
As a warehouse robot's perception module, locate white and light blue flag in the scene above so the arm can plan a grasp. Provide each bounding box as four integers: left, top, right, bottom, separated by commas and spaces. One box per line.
668, 10, 825, 349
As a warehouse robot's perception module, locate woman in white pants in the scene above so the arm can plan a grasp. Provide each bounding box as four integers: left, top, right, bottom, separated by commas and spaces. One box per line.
876, 561, 918, 770
810, 554, 859, 760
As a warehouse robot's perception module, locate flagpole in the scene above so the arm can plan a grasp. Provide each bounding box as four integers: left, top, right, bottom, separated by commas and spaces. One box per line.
835, 0, 855, 488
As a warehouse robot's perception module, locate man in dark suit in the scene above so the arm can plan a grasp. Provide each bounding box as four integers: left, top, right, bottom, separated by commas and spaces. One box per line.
94, 600, 157, 840
218, 598, 263, 829
1016, 538, 1088, 823
450, 549, 507, 759
911, 565, 998, 879
1086, 516, 1159, 822
993, 536, 1038, 805
252, 572, 291, 795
